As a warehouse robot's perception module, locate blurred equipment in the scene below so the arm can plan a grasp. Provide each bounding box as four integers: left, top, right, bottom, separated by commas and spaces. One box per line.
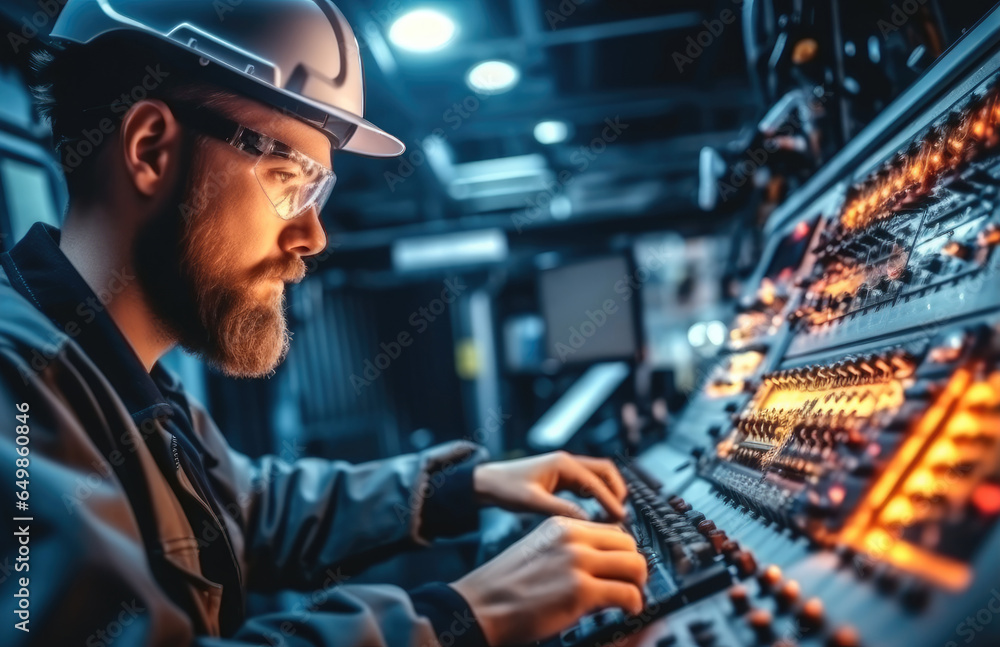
549, 5, 1000, 647
538, 256, 640, 365
526, 361, 630, 451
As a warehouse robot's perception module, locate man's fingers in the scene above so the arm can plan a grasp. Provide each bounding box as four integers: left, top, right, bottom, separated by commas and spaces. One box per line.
575, 548, 648, 587
558, 457, 626, 520
531, 490, 589, 520
557, 517, 638, 552
581, 576, 645, 616
574, 456, 628, 502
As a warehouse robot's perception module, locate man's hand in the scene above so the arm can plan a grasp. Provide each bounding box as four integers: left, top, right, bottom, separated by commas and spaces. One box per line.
452, 516, 647, 646
473, 451, 628, 521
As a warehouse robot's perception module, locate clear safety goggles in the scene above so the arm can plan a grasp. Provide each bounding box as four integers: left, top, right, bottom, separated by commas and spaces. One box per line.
170, 103, 337, 220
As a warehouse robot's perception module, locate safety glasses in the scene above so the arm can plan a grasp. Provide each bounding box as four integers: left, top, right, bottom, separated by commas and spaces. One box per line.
169, 103, 337, 220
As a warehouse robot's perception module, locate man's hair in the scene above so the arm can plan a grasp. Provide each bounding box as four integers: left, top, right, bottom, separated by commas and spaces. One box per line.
29, 34, 239, 204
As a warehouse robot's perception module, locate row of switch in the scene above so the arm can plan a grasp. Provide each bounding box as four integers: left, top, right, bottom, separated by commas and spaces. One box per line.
732, 564, 861, 647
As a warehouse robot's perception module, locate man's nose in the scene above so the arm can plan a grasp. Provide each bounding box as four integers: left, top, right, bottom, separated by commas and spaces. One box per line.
281, 204, 328, 259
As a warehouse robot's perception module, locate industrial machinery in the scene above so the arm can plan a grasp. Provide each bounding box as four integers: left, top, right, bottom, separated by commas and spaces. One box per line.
549, 6, 1000, 647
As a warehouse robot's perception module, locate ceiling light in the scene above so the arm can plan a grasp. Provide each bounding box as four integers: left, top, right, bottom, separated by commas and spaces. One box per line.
388, 9, 456, 52
466, 60, 520, 95
393, 229, 508, 272
533, 120, 571, 145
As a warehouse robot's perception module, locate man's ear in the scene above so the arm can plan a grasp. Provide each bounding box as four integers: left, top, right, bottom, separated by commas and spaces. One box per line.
119, 99, 183, 198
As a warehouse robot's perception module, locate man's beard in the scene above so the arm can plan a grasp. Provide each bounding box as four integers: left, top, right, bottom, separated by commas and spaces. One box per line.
133, 142, 305, 378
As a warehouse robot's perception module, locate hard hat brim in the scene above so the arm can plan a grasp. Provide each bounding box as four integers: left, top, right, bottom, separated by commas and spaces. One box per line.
47, 1, 407, 158
189, 52, 410, 158
215, 68, 406, 159
281, 85, 407, 158
341, 119, 407, 158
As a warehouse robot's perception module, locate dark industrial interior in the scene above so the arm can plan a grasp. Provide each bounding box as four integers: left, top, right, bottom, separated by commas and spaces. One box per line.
4, 1, 1000, 645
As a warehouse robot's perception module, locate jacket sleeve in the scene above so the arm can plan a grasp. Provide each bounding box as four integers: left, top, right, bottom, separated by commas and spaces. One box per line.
0, 345, 482, 647
197, 582, 487, 647
187, 400, 491, 592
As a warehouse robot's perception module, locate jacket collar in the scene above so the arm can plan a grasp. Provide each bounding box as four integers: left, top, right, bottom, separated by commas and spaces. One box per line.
0, 222, 175, 425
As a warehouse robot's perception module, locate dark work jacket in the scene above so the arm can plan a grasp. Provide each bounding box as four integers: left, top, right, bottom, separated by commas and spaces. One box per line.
0, 223, 489, 646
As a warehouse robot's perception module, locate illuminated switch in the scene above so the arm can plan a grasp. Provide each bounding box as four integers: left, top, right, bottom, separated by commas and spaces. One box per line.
776, 579, 801, 611
890, 350, 917, 376
758, 564, 782, 591
729, 584, 751, 614
978, 223, 1000, 247
827, 625, 861, 647
846, 428, 867, 451
942, 241, 973, 260
747, 609, 774, 642
972, 482, 1000, 516
797, 597, 825, 632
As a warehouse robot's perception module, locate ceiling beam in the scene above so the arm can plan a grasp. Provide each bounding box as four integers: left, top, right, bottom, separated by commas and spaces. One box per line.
410, 11, 706, 64
436, 87, 757, 140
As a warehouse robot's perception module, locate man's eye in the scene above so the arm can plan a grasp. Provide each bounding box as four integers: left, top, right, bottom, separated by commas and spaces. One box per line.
273, 170, 297, 183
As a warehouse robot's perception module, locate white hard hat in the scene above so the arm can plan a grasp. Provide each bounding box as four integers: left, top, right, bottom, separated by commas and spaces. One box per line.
49, 0, 405, 157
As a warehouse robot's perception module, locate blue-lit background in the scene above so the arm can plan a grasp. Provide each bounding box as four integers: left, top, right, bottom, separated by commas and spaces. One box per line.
0, 0, 994, 467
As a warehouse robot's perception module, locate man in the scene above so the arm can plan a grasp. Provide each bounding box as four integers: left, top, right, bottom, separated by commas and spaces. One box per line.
0, 1, 647, 645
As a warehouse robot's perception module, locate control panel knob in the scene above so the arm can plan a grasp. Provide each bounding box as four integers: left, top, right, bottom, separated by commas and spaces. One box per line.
798, 597, 825, 632
729, 584, 751, 614
758, 564, 782, 591
827, 625, 861, 647
776, 579, 801, 611
747, 608, 774, 642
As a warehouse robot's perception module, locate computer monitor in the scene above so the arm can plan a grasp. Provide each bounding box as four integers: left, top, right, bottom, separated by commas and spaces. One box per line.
538, 256, 640, 365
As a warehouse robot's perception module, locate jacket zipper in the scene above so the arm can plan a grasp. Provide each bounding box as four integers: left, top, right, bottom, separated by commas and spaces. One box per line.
170, 435, 182, 470
168, 432, 245, 619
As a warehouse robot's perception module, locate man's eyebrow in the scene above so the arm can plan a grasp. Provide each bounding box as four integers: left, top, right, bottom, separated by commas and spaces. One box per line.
249, 126, 333, 171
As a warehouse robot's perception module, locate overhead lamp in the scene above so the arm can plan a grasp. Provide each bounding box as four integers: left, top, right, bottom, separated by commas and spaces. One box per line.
392, 229, 508, 272
466, 60, 520, 95
533, 120, 571, 145
388, 9, 456, 52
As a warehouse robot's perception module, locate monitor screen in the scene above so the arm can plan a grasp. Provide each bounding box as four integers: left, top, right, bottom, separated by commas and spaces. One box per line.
539, 256, 639, 365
